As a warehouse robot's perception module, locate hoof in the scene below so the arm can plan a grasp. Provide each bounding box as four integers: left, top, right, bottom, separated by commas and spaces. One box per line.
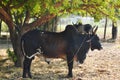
46, 61, 50, 64
65, 75, 73, 78
22, 75, 26, 78
22, 75, 32, 78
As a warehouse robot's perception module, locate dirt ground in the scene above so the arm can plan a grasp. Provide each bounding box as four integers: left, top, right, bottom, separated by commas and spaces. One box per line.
0, 40, 120, 80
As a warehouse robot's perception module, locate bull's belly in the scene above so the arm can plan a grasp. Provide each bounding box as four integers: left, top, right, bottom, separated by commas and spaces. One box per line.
43, 52, 66, 59
36, 51, 78, 63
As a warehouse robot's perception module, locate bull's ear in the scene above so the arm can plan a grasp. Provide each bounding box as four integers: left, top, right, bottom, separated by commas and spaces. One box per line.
89, 28, 93, 34
93, 26, 98, 34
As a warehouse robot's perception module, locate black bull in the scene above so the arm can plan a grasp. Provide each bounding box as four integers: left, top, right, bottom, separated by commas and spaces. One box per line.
21, 25, 102, 78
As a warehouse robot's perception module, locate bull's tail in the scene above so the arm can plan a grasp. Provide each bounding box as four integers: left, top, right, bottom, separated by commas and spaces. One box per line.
21, 39, 26, 56
21, 39, 37, 59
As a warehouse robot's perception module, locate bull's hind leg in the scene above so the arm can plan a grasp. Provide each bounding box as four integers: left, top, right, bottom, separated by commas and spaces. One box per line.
22, 56, 34, 78
67, 55, 73, 77
27, 57, 33, 78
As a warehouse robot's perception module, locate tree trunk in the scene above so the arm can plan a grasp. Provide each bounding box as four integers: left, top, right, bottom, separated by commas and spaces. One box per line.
14, 36, 24, 67
112, 21, 117, 40
52, 16, 58, 32
42, 16, 58, 31
9, 27, 23, 67
0, 20, 2, 37
103, 17, 107, 40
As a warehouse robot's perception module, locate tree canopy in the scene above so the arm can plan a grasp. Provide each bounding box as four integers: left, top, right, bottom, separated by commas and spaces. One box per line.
0, 0, 120, 31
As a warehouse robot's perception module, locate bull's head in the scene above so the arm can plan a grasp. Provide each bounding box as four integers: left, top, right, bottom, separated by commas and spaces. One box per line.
88, 26, 103, 51
76, 26, 102, 64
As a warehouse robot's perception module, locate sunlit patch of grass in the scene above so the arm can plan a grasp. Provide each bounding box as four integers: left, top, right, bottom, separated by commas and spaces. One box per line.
0, 57, 22, 79
117, 46, 120, 48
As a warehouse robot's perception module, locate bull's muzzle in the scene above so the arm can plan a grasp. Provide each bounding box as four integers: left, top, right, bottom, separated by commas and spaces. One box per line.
99, 46, 103, 50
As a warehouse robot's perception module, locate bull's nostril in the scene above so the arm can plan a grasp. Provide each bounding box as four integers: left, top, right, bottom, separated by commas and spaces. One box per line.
80, 61, 84, 64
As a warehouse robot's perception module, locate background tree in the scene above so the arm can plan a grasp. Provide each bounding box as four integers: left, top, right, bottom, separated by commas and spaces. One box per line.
103, 17, 107, 40
111, 8, 120, 40
0, 20, 2, 37
112, 21, 117, 40
0, 0, 120, 67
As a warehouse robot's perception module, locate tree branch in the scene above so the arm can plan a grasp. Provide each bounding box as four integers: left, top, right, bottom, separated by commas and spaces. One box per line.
10, 0, 28, 9
114, 5, 120, 8
22, 0, 64, 32
23, 14, 56, 32
0, 8, 14, 29
0, 8, 11, 21
23, 10, 30, 25
6, 0, 12, 7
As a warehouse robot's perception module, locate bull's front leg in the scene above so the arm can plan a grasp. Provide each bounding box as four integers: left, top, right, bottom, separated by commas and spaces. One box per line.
67, 55, 73, 77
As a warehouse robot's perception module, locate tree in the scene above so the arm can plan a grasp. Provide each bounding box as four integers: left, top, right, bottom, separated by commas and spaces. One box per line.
111, 8, 120, 40
0, 0, 120, 67
41, 16, 58, 31
0, 20, 2, 37
103, 17, 107, 40
112, 21, 117, 40
0, 0, 64, 67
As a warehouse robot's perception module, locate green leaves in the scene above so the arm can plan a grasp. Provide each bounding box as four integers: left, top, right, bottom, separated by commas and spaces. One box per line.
1, 0, 120, 23
6, 49, 17, 63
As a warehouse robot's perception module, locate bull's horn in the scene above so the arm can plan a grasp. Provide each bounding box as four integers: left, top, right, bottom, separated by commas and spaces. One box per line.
91, 25, 96, 33
72, 22, 75, 25
93, 26, 98, 34
92, 25, 96, 30
76, 21, 79, 25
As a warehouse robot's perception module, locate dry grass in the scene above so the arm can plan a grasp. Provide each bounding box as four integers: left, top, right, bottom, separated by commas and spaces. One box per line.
0, 42, 120, 80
